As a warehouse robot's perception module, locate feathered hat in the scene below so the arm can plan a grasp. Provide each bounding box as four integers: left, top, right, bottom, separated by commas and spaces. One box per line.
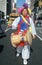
18, 3, 31, 15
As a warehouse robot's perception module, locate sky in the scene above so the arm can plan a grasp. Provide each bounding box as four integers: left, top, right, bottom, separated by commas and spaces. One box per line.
16, 0, 25, 8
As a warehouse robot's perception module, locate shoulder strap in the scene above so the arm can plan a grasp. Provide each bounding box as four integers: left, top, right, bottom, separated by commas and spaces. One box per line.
21, 15, 30, 25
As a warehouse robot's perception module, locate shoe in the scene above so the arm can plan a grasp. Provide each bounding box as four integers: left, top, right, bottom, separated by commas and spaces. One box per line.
23, 59, 27, 65
16, 53, 20, 57
2, 33, 6, 37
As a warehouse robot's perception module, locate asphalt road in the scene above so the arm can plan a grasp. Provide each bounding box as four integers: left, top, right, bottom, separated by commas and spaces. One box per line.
0, 27, 42, 65
36, 27, 42, 40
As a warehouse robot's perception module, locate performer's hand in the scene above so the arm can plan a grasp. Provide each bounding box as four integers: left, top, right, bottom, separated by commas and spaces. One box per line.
8, 24, 12, 27
12, 44, 16, 48
32, 35, 36, 39
13, 44, 16, 48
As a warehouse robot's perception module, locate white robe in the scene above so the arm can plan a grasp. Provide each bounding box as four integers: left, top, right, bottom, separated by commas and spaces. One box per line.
12, 16, 36, 60
12, 16, 36, 36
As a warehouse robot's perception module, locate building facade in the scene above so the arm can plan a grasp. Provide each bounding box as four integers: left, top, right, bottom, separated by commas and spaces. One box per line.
0, 0, 32, 15
0, 0, 7, 16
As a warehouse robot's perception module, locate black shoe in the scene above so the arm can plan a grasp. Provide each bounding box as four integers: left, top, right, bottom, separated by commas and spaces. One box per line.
3, 33, 6, 37
0, 33, 6, 38
0, 45, 4, 53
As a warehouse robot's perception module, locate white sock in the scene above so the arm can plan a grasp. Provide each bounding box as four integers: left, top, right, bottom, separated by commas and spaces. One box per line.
16, 53, 20, 57
23, 59, 27, 65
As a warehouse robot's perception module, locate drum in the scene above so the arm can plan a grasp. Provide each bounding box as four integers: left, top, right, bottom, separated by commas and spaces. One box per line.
10, 30, 32, 47
10, 33, 27, 45
26, 29, 32, 45
11, 33, 21, 45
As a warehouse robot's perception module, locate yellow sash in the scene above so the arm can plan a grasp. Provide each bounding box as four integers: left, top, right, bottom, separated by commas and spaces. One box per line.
21, 15, 32, 33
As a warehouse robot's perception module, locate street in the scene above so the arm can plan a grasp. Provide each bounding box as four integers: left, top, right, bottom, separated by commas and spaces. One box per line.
0, 0, 42, 65
0, 25, 42, 65
36, 27, 42, 40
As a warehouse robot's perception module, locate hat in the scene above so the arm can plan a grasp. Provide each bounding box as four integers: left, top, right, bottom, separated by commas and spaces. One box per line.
23, 3, 28, 8
18, 3, 31, 15
28, 8, 31, 15
18, 7, 24, 14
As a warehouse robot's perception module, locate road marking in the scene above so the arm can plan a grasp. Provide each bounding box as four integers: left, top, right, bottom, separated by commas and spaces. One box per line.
36, 34, 42, 41
36, 27, 42, 29
40, 31, 42, 34
5, 28, 11, 32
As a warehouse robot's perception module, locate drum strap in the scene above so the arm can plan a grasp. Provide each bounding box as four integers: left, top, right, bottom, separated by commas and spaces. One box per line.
21, 15, 30, 26
21, 15, 32, 33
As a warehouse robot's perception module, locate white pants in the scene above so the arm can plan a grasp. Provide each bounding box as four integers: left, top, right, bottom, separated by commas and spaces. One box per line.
16, 45, 30, 60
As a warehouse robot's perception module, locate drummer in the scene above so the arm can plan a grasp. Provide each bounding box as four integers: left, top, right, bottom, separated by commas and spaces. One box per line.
12, 3, 36, 65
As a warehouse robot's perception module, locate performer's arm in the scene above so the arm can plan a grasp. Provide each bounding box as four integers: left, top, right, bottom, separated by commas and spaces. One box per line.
30, 17, 36, 39
12, 17, 20, 29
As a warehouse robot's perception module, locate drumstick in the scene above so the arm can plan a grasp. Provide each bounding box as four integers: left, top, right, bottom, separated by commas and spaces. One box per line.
36, 34, 42, 41
5, 27, 11, 32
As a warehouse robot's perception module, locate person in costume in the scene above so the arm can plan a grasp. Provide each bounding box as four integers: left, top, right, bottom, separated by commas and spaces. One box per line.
12, 3, 36, 65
